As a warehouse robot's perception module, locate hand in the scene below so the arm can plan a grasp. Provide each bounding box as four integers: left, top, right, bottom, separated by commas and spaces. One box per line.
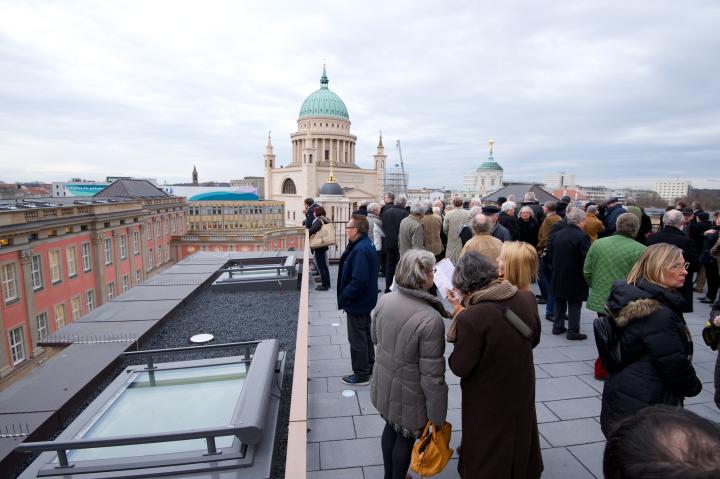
447, 289, 462, 307
706, 229, 717, 236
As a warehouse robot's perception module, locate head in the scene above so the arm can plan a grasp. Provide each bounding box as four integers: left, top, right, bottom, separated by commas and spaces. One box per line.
692, 201, 702, 211
697, 211, 710, 223
471, 213, 491, 235
367, 202, 381, 215
561, 195, 572, 204
663, 209, 685, 230
481, 205, 500, 223
604, 405, 720, 479
544, 201, 557, 214
507, 194, 516, 203
607, 197, 619, 207
566, 208, 587, 230
409, 199, 426, 216
346, 214, 369, 243
676, 201, 687, 210
497, 196, 507, 205
523, 191, 536, 203
433, 199, 444, 209
314, 206, 326, 217
358, 200, 370, 209
452, 252, 499, 295
627, 243, 687, 290
453, 197, 463, 208
715, 211, 720, 226
395, 249, 436, 291
394, 195, 407, 208
498, 242, 539, 290
587, 204, 599, 215
501, 200, 516, 216
519, 206, 534, 221
681, 207, 694, 224
304, 198, 315, 207
432, 206, 442, 216
470, 197, 482, 207
616, 213, 640, 238
383, 192, 395, 205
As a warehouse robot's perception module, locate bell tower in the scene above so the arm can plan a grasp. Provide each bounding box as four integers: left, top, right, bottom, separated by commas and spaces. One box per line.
373, 132, 387, 202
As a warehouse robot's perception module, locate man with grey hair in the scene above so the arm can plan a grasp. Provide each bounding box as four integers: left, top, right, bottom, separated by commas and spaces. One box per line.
459, 213, 503, 269
648, 208, 699, 313
585, 204, 605, 242
381, 195, 409, 293
548, 208, 591, 340
584, 213, 646, 377
399, 200, 426, 257
498, 200, 520, 240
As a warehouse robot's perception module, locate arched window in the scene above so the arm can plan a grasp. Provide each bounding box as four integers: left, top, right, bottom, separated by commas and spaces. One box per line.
281, 178, 297, 194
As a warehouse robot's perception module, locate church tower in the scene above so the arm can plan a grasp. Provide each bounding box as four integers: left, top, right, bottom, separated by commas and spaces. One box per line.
373, 133, 387, 202
192, 165, 198, 185
263, 132, 276, 201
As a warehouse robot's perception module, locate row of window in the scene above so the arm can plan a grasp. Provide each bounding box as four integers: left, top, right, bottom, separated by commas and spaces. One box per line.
146, 245, 170, 272
188, 207, 282, 216
7, 270, 143, 366
188, 221, 283, 231
145, 215, 181, 240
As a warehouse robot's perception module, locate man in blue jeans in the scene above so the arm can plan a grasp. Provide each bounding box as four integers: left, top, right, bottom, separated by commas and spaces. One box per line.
337, 214, 379, 385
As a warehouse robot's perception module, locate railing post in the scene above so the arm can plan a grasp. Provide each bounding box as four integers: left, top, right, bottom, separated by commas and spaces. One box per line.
204, 436, 219, 455
55, 449, 73, 468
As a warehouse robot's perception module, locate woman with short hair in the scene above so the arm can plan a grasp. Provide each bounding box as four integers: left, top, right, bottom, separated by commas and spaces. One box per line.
600, 243, 702, 437
517, 206, 539, 248
498, 241, 539, 291
308, 206, 331, 291
448, 252, 543, 478
370, 249, 450, 479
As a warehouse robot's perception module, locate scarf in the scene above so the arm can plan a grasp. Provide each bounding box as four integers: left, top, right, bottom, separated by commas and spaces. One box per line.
395, 285, 453, 319
446, 279, 518, 342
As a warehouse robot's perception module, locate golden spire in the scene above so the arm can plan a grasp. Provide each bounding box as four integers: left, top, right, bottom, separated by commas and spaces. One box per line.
489, 138, 494, 156
327, 153, 336, 182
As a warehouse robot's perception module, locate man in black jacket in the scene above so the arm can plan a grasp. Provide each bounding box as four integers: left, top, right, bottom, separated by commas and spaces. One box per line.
549, 208, 590, 340
498, 201, 520, 240
303, 197, 318, 229
378, 192, 395, 276
380, 195, 409, 293
648, 209, 699, 313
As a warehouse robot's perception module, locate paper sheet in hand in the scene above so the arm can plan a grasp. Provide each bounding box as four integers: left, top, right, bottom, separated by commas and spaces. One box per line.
433, 258, 455, 298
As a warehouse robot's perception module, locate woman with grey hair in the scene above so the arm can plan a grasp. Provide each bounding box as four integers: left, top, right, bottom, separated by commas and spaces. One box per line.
448, 252, 543, 478
518, 205, 540, 248
371, 249, 450, 479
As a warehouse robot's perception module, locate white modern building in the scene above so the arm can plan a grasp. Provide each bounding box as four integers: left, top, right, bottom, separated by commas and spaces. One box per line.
543, 172, 576, 189
654, 180, 690, 204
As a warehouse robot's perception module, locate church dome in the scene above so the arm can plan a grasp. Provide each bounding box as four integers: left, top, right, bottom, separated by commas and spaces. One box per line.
319, 181, 344, 195
299, 67, 349, 120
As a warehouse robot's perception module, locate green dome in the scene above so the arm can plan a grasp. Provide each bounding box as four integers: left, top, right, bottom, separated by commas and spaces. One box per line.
477, 153, 503, 171
299, 67, 349, 120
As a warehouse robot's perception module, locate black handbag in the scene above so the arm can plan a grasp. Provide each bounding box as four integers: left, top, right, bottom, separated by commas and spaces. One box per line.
593, 310, 623, 373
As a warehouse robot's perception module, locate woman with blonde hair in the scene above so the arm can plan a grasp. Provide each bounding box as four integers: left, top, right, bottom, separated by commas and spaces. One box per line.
600, 243, 702, 437
370, 249, 450, 479
498, 241, 539, 291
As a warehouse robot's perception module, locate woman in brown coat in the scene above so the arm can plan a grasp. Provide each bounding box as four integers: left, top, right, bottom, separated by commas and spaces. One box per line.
448, 252, 543, 478
421, 205, 444, 260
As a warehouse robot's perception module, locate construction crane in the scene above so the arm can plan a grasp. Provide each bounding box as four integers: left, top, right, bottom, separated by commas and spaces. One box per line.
396, 140, 408, 196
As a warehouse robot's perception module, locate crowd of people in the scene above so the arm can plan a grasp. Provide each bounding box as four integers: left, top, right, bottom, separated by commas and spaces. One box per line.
302, 193, 720, 479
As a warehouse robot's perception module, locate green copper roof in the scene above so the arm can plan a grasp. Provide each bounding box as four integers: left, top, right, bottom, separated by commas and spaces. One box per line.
477, 153, 503, 171
299, 67, 349, 120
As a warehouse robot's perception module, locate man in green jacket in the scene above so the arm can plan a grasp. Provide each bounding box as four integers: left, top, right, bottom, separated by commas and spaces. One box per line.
584, 213, 646, 378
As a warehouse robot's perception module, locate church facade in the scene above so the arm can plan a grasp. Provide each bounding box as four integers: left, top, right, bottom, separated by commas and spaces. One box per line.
461, 139, 504, 198
264, 67, 386, 226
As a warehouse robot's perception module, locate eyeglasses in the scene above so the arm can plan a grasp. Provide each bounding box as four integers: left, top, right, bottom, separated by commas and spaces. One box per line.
345, 225, 357, 230
669, 262, 690, 271
432, 267, 437, 273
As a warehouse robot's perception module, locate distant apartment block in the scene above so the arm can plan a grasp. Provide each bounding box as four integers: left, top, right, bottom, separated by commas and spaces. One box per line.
654, 180, 690, 204
543, 172, 576, 189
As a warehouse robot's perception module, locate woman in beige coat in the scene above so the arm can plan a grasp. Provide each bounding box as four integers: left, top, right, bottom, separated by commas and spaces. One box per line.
371, 249, 450, 479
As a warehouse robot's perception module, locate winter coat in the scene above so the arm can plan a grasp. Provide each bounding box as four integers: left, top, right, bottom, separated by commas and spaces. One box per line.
584, 212, 605, 242
583, 234, 646, 312
491, 222, 513, 242
308, 216, 330, 252
537, 213, 561, 252
600, 280, 702, 436
498, 211, 520, 240
421, 213, 444, 256
647, 226, 699, 313
459, 232, 502, 269
550, 224, 590, 301
448, 290, 543, 479
517, 217, 539, 248
367, 213, 384, 251
381, 205, 409, 250
337, 234, 379, 315
443, 208, 470, 265
600, 204, 626, 237
370, 287, 449, 433
303, 203, 319, 229
399, 215, 425, 256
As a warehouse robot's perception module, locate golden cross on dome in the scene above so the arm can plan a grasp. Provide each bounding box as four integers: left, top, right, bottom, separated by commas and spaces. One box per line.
327, 153, 336, 183
489, 138, 494, 155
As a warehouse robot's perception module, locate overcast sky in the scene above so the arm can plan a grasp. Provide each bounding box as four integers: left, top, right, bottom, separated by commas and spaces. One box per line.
0, 1, 718, 190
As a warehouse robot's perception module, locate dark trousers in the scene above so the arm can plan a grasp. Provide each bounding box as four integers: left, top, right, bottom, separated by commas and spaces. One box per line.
380, 250, 387, 276
314, 248, 330, 288
347, 313, 374, 379
554, 298, 582, 334
539, 260, 556, 318
381, 422, 415, 479
385, 247, 400, 293
706, 260, 719, 301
